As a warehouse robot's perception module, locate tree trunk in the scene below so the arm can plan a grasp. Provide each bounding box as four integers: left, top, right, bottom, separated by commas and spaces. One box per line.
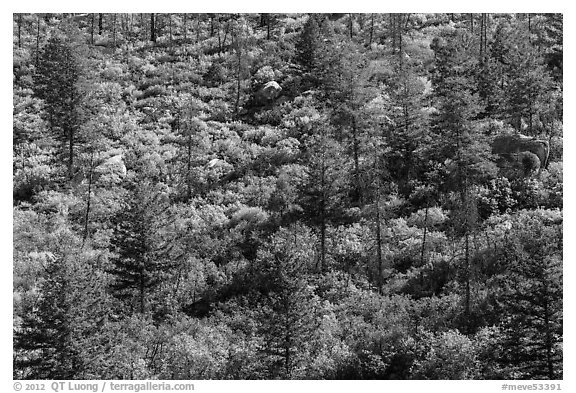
183, 13, 187, 41
369, 14, 374, 47
284, 330, 291, 378
480, 14, 485, 60
319, 162, 327, 272
68, 127, 74, 180
98, 13, 103, 35
375, 184, 383, 292
121, 13, 126, 35
169, 13, 173, 43
83, 151, 95, 244
420, 203, 429, 265
543, 283, 554, 379
390, 14, 396, 51
17, 14, 22, 48
398, 14, 404, 58
464, 231, 471, 332
150, 13, 156, 42
112, 13, 117, 46
349, 13, 354, 39
217, 19, 222, 53
351, 116, 361, 204
91, 14, 95, 44
234, 33, 242, 117
222, 22, 229, 49
187, 134, 192, 201
35, 16, 40, 67
139, 277, 145, 314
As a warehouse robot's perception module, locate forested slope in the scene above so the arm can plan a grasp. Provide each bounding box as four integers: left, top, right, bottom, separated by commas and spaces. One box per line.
13, 13, 563, 380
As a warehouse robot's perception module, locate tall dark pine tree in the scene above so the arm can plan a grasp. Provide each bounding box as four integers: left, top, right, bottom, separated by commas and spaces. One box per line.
429, 31, 497, 332
536, 14, 563, 83
109, 182, 171, 315
299, 125, 349, 272
504, 29, 554, 136
150, 13, 156, 42
496, 211, 563, 379
295, 15, 323, 90
14, 257, 81, 379
255, 227, 321, 378
386, 54, 429, 197
172, 98, 207, 201
34, 35, 81, 179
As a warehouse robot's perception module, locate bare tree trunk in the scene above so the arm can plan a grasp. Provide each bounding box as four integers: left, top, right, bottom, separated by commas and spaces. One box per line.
465, 231, 471, 332
390, 14, 396, 51
112, 13, 117, 46
222, 21, 229, 49
348, 13, 354, 39
319, 161, 327, 272
480, 13, 484, 60
183, 13, 187, 41
122, 13, 127, 34
319, 209, 326, 272
17, 14, 22, 48
217, 18, 222, 53
139, 278, 145, 314
543, 284, 554, 379
420, 203, 429, 265
398, 14, 404, 58
83, 151, 95, 245
169, 13, 173, 43
369, 14, 374, 47
91, 13, 95, 44
150, 13, 156, 42
351, 116, 361, 204
68, 127, 74, 180
186, 134, 192, 201
375, 183, 383, 292
234, 28, 242, 117
99, 13, 103, 35
35, 16, 40, 67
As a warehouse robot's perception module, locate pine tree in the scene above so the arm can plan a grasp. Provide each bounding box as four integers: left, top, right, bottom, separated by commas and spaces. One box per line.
255, 226, 321, 378
385, 54, 430, 197
299, 123, 350, 272
14, 256, 81, 379
496, 210, 563, 379
295, 15, 324, 89
14, 244, 113, 379
318, 40, 376, 205
34, 34, 81, 179
109, 182, 172, 315
429, 30, 498, 332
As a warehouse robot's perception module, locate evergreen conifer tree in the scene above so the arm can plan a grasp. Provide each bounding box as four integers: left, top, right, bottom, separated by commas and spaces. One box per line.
34, 34, 81, 179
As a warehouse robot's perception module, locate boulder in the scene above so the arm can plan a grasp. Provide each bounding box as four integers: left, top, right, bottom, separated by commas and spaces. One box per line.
492, 134, 549, 176
96, 154, 127, 179
257, 81, 282, 102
